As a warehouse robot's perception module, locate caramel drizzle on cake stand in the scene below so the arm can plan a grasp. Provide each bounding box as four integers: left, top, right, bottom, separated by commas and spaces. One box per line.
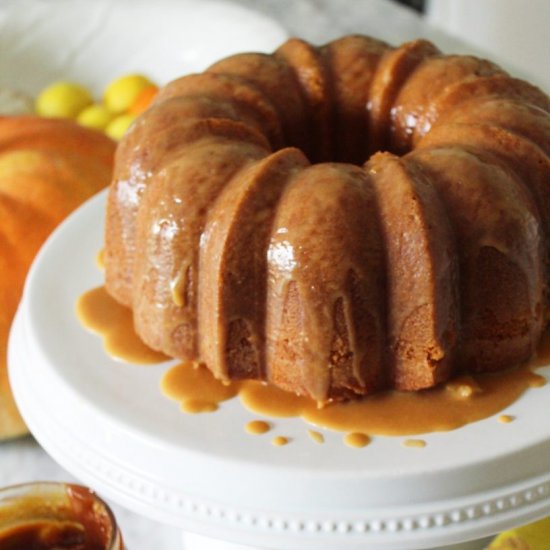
77, 285, 549, 442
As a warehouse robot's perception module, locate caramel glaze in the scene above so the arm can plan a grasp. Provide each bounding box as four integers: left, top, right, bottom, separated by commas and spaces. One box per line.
0, 485, 116, 550
0, 520, 87, 550
160, 360, 239, 413
78, 286, 549, 437
161, 352, 547, 437
239, 365, 545, 436
76, 287, 168, 364
408, 146, 545, 373
403, 439, 427, 448
245, 420, 271, 435
96, 249, 105, 271
344, 433, 371, 448
308, 430, 325, 444
265, 163, 387, 401
198, 148, 309, 383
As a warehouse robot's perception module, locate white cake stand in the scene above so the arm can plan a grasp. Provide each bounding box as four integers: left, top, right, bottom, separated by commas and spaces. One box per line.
8, 190, 550, 550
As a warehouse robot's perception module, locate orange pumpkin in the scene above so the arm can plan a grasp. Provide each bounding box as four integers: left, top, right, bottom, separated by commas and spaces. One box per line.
0, 116, 115, 439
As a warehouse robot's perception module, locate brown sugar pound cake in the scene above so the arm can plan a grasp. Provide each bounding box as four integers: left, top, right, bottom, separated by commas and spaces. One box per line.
104, 35, 549, 403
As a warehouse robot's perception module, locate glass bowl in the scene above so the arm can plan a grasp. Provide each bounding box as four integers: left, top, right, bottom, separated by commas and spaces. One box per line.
0, 481, 123, 549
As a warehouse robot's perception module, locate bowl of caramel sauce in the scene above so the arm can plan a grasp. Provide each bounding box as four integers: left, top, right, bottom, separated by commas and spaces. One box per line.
0, 482, 123, 549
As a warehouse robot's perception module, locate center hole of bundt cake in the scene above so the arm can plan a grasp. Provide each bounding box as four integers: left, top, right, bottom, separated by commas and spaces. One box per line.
285, 121, 408, 167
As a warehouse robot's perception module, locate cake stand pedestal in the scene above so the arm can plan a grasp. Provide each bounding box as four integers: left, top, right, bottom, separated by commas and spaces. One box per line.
8, 191, 550, 550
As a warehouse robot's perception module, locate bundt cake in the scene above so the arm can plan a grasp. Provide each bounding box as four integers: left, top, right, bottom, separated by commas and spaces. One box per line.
104, 35, 550, 403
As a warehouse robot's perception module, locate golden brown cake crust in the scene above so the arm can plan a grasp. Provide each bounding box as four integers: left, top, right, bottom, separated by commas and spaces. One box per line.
105, 35, 549, 401
199, 147, 310, 381
368, 39, 440, 153
410, 147, 545, 371
266, 163, 387, 400
365, 152, 458, 390
275, 38, 332, 162
131, 136, 269, 358
321, 35, 389, 164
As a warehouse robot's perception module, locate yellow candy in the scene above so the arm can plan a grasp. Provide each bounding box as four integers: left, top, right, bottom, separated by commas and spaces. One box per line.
105, 113, 137, 141
103, 74, 154, 114
490, 516, 550, 549
77, 104, 115, 131
35, 81, 93, 119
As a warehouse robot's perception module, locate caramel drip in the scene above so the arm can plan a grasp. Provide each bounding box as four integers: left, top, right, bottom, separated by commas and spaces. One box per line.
529, 375, 547, 388
161, 361, 240, 413
76, 286, 168, 364
265, 164, 386, 401
245, 420, 271, 435
182, 400, 218, 414
239, 381, 314, 417
403, 439, 427, 448
170, 264, 189, 307
498, 414, 515, 424
198, 149, 309, 382
77, 285, 550, 438
95, 249, 105, 271
271, 436, 289, 446
307, 430, 325, 444
444, 377, 482, 398
238, 366, 544, 436
130, 139, 269, 361
344, 433, 371, 448
532, 327, 550, 367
